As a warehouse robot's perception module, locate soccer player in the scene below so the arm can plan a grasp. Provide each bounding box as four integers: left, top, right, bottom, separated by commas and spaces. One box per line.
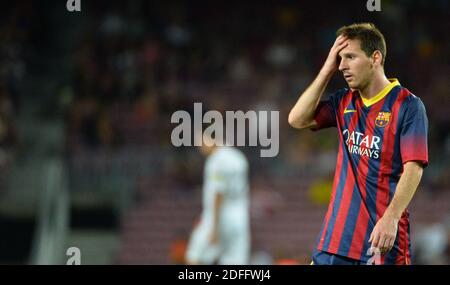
185, 137, 250, 265
288, 23, 428, 265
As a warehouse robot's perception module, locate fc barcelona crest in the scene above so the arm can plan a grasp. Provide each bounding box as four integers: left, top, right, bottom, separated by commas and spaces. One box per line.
375, 112, 391, 127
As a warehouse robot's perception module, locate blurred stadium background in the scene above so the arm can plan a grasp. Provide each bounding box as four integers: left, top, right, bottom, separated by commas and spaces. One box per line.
0, 0, 449, 265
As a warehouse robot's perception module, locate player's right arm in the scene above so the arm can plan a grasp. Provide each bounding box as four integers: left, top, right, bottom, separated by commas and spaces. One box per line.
288, 35, 348, 129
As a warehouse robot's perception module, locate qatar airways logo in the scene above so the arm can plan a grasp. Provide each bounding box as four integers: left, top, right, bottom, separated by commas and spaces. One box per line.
342, 129, 381, 159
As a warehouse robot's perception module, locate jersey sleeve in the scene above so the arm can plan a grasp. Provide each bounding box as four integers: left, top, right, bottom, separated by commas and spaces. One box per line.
312, 89, 347, 131
400, 97, 429, 167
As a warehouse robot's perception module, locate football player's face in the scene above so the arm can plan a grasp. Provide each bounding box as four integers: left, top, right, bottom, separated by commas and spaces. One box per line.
338, 39, 374, 90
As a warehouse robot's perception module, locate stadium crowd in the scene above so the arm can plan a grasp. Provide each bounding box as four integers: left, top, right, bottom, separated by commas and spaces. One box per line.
65, 0, 449, 187
0, 2, 29, 189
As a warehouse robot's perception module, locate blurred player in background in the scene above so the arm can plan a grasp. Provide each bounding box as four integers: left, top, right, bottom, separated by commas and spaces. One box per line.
185, 135, 250, 265
288, 23, 428, 265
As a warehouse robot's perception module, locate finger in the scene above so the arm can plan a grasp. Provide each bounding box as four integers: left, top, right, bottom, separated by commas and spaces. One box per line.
334, 41, 349, 53
334, 35, 343, 43
336, 40, 349, 49
371, 232, 381, 248
333, 36, 347, 47
338, 36, 349, 45
369, 229, 378, 244
388, 238, 395, 252
381, 237, 391, 254
378, 234, 387, 250
338, 39, 349, 46
336, 35, 347, 43
333, 38, 347, 49
385, 236, 395, 254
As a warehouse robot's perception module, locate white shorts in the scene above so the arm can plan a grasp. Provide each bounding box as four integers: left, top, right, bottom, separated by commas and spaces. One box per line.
185, 222, 249, 265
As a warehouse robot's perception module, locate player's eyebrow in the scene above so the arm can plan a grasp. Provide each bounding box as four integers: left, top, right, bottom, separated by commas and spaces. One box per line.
339, 52, 357, 58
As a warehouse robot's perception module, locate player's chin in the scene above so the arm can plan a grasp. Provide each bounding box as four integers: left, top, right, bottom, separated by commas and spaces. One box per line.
346, 80, 357, 88
346, 80, 358, 89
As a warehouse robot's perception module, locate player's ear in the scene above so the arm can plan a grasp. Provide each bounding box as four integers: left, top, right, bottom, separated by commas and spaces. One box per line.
372, 50, 383, 66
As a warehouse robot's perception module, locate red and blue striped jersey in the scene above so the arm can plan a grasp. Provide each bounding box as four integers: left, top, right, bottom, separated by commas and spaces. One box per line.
313, 79, 428, 264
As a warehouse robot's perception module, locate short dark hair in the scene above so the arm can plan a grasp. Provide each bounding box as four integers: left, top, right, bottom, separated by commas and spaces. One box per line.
337, 23, 387, 65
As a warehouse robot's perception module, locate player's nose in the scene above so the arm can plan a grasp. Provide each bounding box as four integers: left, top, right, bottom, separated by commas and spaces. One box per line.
338, 58, 347, 72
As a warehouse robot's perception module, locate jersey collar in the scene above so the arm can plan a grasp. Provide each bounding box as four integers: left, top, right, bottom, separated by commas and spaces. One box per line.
361, 78, 400, 107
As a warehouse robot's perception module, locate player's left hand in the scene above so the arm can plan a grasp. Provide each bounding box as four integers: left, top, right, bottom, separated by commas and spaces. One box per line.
369, 214, 399, 255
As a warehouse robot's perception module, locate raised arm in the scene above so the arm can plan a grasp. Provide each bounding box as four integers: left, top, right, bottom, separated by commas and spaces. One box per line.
288, 35, 348, 129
